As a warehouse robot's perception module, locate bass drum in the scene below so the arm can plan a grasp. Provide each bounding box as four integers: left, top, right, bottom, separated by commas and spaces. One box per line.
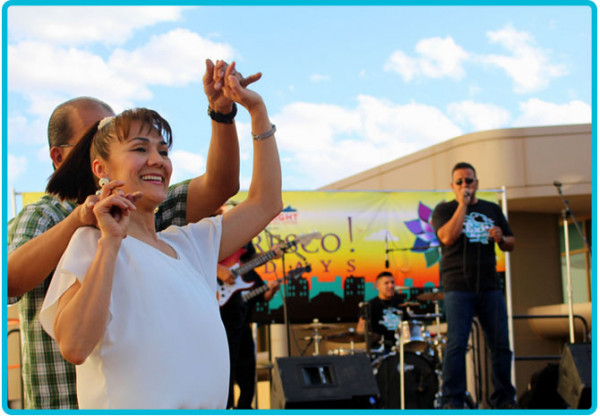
372, 352, 438, 409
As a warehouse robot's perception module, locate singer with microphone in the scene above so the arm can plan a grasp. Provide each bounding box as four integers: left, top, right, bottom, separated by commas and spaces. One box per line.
431, 162, 517, 410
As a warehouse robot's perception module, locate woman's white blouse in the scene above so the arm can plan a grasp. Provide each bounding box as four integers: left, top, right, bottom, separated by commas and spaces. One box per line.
40, 217, 229, 409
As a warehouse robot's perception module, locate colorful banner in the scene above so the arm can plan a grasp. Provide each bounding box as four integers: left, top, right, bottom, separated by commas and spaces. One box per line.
231, 190, 506, 323
21, 192, 46, 208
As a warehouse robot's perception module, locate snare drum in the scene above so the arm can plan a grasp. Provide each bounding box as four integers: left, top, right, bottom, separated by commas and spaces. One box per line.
402, 320, 432, 356
372, 352, 438, 409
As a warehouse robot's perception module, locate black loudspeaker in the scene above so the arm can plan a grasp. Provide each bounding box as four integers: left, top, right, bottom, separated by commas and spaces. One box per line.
557, 343, 591, 409
270, 354, 379, 409
518, 364, 567, 409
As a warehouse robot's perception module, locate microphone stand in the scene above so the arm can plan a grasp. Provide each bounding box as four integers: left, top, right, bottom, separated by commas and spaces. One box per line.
395, 313, 406, 410
554, 182, 589, 344
264, 229, 307, 357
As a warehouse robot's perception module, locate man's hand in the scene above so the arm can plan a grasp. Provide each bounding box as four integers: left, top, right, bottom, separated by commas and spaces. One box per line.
458, 189, 472, 206
488, 226, 504, 244
75, 194, 100, 227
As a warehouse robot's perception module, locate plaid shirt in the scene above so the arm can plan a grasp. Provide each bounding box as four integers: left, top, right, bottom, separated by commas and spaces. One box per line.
7, 181, 190, 409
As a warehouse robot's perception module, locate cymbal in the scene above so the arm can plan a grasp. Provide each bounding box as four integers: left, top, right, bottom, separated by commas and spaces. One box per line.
300, 320, 337, 331
416, 291, 444, 302
326, 330, 379, 344
400, 301, 420, 308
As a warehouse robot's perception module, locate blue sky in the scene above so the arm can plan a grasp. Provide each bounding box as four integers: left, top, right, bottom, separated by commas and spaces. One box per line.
4, 3, 594, 216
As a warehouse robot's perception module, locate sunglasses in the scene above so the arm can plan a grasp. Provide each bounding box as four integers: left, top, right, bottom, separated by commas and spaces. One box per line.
455, 178, 475, 186
56, 143, 75, 148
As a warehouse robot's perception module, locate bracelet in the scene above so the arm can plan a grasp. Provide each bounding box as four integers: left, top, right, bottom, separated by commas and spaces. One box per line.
252, 124, 276, 141
207, 103, 237, 124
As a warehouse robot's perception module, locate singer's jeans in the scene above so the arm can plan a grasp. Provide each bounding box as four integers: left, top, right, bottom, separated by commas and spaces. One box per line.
441, 290, 516, 408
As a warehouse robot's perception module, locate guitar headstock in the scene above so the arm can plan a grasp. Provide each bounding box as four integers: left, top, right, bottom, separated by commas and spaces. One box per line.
286, 264, 312, 280
292, 231, 322, 247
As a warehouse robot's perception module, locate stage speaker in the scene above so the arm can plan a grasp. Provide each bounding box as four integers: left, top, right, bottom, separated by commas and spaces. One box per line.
518, 364, 567, 409
270, 354, 379, 409
557, 343, 591, 409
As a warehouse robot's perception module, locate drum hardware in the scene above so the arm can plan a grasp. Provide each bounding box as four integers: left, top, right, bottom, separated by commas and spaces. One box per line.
368, 306, 446, 409
427, 296, 445, 408
326, 328, 378, 353
406, 312, 443, 321
328, 347, 367, 356
302, 318, 328, 355
398, 320, 407, 410
399, 301, 420, 308
416, 290, 444, 302
300, 318, 333, 332
372, 352, 439, 409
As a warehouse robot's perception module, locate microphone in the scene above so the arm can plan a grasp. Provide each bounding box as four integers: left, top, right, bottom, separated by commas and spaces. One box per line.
384, 233, 389, 269
463, 190, 471, 204
553, 180, 562, 187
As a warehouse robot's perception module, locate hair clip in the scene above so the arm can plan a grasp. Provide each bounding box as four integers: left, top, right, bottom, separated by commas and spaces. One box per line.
98, 116, 114, 130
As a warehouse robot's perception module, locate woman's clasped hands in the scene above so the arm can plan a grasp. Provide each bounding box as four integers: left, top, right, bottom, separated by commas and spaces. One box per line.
93, 180, 142, 239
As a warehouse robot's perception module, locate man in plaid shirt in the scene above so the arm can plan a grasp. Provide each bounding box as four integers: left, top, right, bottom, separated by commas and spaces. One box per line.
7, 60, 256, 409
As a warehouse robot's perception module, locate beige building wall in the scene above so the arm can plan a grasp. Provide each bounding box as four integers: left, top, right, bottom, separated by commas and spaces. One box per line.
321, 123, 592, 401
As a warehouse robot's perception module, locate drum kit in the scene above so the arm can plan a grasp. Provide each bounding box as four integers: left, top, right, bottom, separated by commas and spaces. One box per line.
302, 289, 447, 410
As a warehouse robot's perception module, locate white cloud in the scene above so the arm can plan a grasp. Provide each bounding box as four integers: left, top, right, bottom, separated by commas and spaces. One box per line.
479, 25, 567, 93
384, 26, 567, 93
109, 29, 235, 87
8, 41, 152, 114
275, 95, 462, 188
8, 6, 190, 46
447, 100, 511, 131
309, 73, 330, 83
8, 29, 235, 117
384, 36, 470, 82
169, 150, 206, 185
514, 99, 591, 127
8, 154, 28, 184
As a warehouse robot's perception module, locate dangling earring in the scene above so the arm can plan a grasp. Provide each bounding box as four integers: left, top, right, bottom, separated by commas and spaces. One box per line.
96, 177, 110, 195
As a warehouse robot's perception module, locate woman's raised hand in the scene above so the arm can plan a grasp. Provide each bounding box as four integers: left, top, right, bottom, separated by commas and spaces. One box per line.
220, 61, 265, 113
204, 59, 262, 113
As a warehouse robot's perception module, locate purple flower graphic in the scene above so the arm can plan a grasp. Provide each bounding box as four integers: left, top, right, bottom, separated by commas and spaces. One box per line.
404, 202, 441, 267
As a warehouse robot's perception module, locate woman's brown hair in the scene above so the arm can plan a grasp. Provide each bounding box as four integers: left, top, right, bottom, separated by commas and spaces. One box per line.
46, 108, 173, 204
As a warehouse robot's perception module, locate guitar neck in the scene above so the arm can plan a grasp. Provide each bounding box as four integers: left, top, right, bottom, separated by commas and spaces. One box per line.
241, 284, 270, 302
241, 266, 310, 303
232, 251, 276, 276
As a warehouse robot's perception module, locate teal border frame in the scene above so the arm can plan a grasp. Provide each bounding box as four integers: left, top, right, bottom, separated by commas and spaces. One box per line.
2, 1, 597, 415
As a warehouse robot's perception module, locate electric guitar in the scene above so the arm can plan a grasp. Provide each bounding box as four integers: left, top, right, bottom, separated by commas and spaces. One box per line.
217, 232, 321, 307
241, 264, 312, 303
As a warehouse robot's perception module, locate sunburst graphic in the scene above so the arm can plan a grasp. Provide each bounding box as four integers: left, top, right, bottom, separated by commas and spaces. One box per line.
404, 202, 441, 268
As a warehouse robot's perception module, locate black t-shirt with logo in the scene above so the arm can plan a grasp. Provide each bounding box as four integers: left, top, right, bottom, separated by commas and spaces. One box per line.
431, 199, 513, 293
364, 294, 406, 348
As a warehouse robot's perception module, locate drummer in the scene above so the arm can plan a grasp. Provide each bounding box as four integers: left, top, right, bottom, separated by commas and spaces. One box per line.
356, 271, 409, 351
